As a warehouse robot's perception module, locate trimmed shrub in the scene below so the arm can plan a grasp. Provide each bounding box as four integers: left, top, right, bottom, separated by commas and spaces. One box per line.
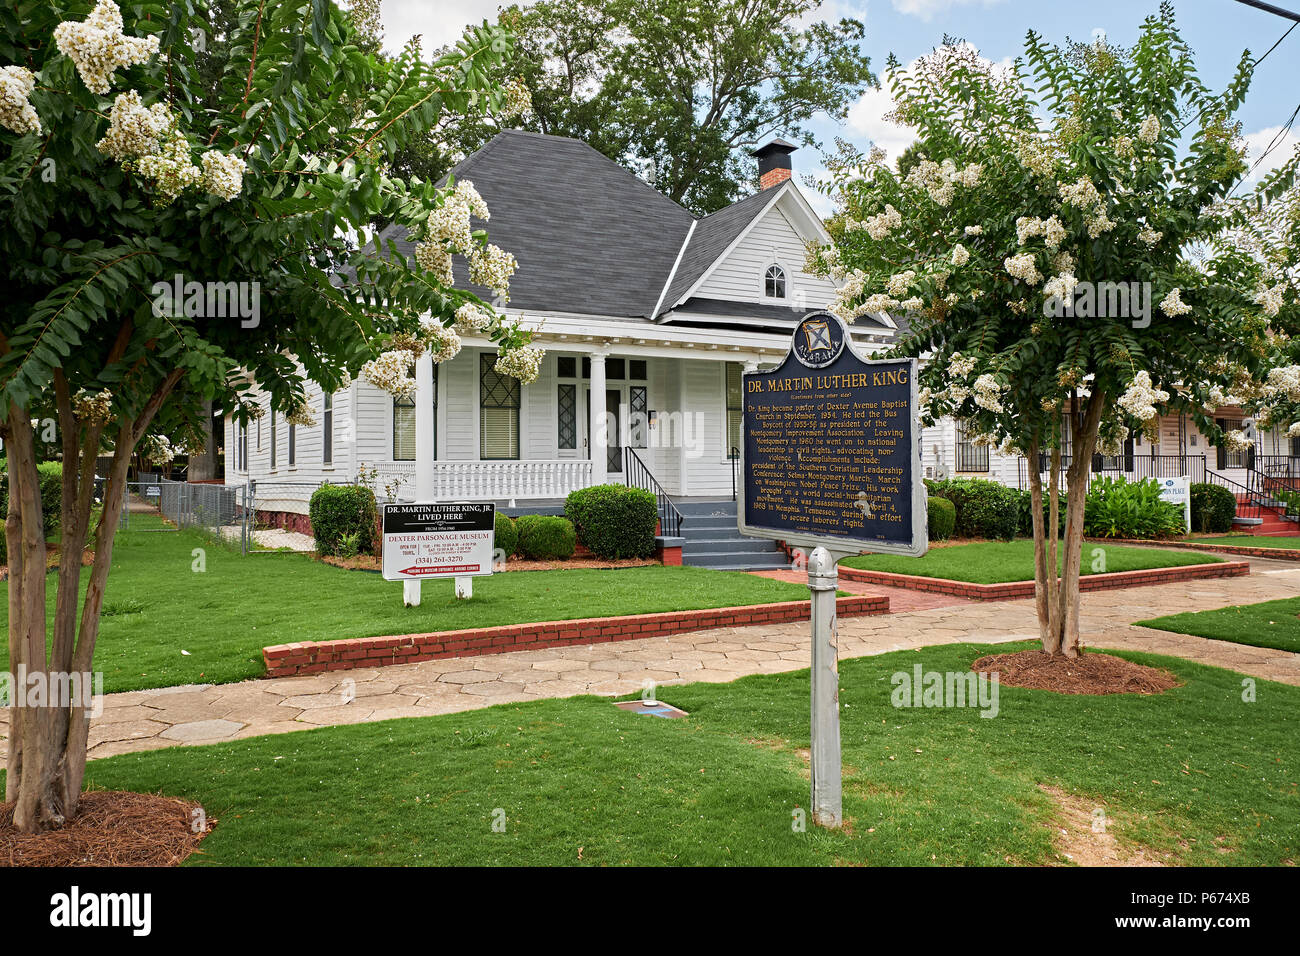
308, 483, 378, 556
926, 496, 955, 541
515, 514, 576, 560
1083, 476, 1185, 539
1190, 482, 1236, 534
494, 511, 519, 559
565, 484, 658, 559
0, 459, 63, 564
927, 477, 1019, 541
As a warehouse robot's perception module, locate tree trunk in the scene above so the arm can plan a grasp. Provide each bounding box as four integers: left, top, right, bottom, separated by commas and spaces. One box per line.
5, 373, 178, 831
1030, 396, 1106, 658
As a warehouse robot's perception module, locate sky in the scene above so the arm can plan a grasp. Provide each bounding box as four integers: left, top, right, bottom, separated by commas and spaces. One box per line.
368, 0, 1300, 210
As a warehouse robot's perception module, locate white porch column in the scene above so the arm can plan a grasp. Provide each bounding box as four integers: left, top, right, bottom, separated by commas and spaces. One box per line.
405, 351, 437, 606
590, 351, 608, 485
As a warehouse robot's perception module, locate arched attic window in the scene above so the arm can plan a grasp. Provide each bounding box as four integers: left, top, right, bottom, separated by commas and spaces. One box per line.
764, 263, 787, 299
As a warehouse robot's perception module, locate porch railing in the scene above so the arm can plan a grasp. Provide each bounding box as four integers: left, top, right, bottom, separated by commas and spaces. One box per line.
368, 459, 593, 501
624, 447, 682, 537
1016, 453, 1206, 491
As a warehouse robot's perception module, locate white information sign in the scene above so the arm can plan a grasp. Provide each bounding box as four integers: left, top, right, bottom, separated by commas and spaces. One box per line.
1157, 476, 1192, 532
381, 503, 496, 582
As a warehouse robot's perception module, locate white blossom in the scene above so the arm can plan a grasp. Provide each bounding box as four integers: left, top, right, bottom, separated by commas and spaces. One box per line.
200, 150, 246, 201
1004, 253, 1042, 285
0, 66, 42, 135
494, 345, 544, 385
1116, 371, 1169, 421
1138, 114, 1161, 144
53, 0, 160, 95
1159, 288, 1192, 317
361, 349, 416, 398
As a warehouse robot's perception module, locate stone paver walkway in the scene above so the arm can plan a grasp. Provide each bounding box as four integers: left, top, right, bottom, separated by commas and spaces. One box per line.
3, 553, 1297, 762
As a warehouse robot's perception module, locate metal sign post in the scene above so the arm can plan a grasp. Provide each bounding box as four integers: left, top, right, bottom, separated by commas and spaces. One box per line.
738, 312, 928, 829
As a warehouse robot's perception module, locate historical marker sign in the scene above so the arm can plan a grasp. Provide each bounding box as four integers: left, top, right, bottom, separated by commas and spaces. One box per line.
381, 503, 496, 582
738, 312, 928, 558
737, 310, 927, 831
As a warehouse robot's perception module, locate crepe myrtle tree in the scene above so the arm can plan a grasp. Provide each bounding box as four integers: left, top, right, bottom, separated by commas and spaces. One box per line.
0, 0, 541, 833
811, 6, 1298, 657
1207, 150, 1300, 439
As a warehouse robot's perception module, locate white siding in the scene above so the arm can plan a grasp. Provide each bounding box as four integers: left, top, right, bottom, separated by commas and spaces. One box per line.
680, 359, 737, 497
693, 203, 838, 309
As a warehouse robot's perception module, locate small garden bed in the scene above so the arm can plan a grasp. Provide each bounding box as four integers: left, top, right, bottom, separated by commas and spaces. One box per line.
1137, 596, 1300, 654
841, 539, 1223, 584
972, 649, 1181, 695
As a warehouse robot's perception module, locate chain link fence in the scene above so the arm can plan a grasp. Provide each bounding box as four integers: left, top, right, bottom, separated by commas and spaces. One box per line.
117, 477, 393, 555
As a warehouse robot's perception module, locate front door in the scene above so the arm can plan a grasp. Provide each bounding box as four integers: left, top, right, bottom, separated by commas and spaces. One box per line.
585, 387, 624, 475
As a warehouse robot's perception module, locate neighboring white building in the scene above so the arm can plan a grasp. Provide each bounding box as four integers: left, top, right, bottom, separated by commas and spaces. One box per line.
224, 130, 1299, 536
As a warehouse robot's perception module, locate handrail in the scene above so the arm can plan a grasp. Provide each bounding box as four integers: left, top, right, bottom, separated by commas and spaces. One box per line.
1204, 470, 1265, 521
624, 447, 682, 537
729, 445, 740, 501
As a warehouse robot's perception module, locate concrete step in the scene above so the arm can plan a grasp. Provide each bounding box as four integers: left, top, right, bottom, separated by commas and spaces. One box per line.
683, 551, 790, 571
682, 536, 780, 555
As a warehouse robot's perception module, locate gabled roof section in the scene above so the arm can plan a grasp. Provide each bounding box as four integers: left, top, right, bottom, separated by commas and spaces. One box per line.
372, 130, 695, 318
653, 179, 833, 317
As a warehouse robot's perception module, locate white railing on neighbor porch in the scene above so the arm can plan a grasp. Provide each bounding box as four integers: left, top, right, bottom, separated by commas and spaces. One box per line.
369, 460, 593, 501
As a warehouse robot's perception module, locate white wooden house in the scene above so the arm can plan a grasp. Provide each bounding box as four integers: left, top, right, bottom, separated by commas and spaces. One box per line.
224, 130, 1298, 555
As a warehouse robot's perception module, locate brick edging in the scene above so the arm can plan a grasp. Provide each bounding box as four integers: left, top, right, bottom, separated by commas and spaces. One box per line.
1094, 537, 1300, 561
836, 560, 1249, 601
262, 594, 890, 677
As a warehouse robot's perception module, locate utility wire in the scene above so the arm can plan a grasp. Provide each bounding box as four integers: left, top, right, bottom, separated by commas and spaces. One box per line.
1230, 0, 1300, 22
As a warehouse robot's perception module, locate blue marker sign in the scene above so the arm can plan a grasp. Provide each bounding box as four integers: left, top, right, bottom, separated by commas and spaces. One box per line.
738, 312, 928, 557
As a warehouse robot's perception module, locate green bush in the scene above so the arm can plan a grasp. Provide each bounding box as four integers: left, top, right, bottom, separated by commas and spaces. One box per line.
494, 511, 519, 559
565, 484, 658, 559
927, 478, 1019, 541
309, 484, 378, 556
0, 458, 64, 563
515, 514, 576, 560
1016, 488, 1068, 537
1190, 482, 1236, 534
1084, 476, 1185, 539
926, 496, 955, 541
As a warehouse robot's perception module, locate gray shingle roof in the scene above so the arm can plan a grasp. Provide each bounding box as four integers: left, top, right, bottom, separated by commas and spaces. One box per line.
369, 130, 794, 320
374, 130, 696, 318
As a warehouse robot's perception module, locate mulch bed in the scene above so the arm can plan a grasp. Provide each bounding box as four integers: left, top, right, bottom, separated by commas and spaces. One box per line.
1, 790, 212, 867
320, 553, 658, 573
0, 545, 95, 582
971, 650, 1182, 696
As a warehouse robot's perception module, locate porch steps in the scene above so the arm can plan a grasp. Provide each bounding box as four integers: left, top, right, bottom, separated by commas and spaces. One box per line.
677, 500, 789, 571
1231, 495, 1299, 536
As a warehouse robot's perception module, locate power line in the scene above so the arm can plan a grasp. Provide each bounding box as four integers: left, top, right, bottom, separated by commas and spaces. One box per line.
1231, 0, 1300, 21
1177, 19, 1295, 133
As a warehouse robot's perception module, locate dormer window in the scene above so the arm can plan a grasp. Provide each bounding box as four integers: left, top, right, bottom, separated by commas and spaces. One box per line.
764, 264, 787, 299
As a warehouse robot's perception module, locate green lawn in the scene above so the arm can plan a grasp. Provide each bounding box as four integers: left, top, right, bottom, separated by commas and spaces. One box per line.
840, 539, 1222, 584
0, 525, 810, 694
1138, 596, 1300, 654
15, 642, 1290, 866
1190, 535, 1300, 550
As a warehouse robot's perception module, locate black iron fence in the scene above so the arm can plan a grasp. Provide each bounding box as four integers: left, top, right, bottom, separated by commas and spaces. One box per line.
1017, 453, 1207, 491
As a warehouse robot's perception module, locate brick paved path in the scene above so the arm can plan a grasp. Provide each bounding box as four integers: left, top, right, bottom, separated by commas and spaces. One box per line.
3, 553, 1297, 762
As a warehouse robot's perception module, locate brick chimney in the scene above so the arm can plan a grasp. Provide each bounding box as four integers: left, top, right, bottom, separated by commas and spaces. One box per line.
753, 139, 797, 190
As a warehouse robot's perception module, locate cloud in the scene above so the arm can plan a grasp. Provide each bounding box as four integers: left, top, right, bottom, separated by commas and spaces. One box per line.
1241, 125, 1300, 185
373, 0, 522, 54
846, 85, 919, 162
890, 0, 1007, 20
